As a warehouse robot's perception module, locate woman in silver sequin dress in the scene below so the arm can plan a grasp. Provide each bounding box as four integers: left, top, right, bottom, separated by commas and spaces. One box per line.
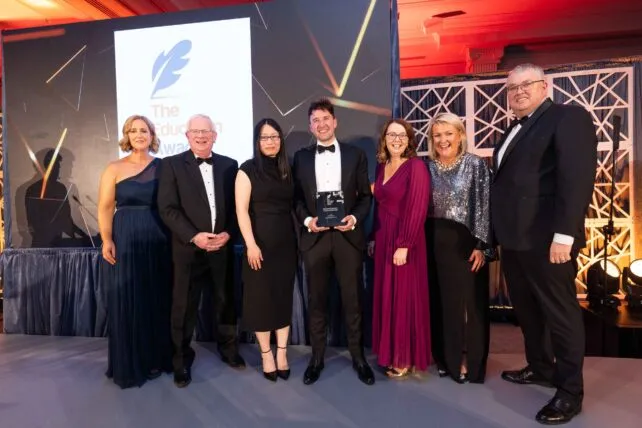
425, 112, 493, 384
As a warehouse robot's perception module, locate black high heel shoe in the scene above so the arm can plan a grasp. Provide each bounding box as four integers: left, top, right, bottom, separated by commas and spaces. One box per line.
276, 346, 290, 380
456, 373, 469, 384
260, 348, 277, 382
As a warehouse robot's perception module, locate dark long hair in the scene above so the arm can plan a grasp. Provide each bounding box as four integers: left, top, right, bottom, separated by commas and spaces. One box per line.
253, 118, 291, 181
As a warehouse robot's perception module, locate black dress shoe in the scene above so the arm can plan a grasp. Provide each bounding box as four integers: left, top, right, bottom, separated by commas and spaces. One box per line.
501, 366, 554, 388
147, 369, 162, 380
173, 368, 191, 388
303, 361, 324, 385
221, 353, 246, 370
535, 395, 582, 425
352, 360, 375, 385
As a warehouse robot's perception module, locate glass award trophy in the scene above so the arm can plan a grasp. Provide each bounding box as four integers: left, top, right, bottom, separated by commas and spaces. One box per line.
316, 190, 345, 227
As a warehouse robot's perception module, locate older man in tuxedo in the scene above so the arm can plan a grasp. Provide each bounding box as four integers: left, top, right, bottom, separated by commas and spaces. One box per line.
292, 99, 375, 386
491, 64, 597, 424
158, 114, 245, 388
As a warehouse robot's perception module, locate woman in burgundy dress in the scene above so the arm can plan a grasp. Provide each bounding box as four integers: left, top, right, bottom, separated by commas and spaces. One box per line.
369, 118, 431, 378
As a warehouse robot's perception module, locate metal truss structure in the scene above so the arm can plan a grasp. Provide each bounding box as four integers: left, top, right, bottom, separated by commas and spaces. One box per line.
401, 67, 635, 290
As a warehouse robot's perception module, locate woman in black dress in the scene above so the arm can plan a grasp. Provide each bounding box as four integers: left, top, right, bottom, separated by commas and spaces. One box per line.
235, 118, 296, 382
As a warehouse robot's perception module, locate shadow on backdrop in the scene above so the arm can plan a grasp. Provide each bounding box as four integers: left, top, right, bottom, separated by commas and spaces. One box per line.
15, 148, 97, 248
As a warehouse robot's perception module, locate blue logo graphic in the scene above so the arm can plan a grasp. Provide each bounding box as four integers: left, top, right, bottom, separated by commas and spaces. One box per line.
151, 40, 192, 98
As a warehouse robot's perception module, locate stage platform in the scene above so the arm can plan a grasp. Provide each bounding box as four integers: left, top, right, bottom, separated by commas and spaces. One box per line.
0, 334, 640, 428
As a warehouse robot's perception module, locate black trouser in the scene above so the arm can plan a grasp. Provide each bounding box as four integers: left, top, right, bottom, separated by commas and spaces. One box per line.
427, 219, 490, 383
502, 249, 584, 400
302, 231, 364, 361
170, 248, 237, 371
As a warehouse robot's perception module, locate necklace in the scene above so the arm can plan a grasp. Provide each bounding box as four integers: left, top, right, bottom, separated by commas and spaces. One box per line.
434, 154, 464, 172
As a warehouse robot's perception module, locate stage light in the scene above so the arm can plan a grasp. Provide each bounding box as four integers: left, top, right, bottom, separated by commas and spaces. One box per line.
589, 260, 620, 292
623, 259, 642, 309
628, 259, 642, 282
587, 260, 621, 309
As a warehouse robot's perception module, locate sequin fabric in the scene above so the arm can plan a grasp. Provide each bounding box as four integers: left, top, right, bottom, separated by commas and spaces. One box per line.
427, 152, 492, 248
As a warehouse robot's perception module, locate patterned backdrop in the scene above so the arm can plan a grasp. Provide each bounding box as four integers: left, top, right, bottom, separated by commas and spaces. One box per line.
401, 66, 636, 293
0, 67, 635, 299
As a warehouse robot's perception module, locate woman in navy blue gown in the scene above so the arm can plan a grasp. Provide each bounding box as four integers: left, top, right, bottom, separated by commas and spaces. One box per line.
98, 115, 172, 388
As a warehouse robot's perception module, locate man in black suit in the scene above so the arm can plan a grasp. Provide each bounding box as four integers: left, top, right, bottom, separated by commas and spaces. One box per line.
292, 99, 375, 386
158, 114, 245, 388
491, 64, 597, 424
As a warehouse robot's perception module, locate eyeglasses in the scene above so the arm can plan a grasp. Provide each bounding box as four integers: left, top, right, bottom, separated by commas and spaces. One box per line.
385, 133, 408, 141
188, 129, 214, 136
506, 80, 545, 93
259, 135, 281, 142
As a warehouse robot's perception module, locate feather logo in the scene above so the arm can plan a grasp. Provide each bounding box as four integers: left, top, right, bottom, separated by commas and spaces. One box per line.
151, 40, 192, 98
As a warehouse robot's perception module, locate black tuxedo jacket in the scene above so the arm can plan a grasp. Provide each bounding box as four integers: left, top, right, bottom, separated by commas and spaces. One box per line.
157, 150, 238, 260
490, 99, 597, 251
292, 142, 372, 252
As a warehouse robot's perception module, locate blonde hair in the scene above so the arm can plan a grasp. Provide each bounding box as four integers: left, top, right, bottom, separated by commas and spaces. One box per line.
427, 112, 467, 159
118, 115, 160, 153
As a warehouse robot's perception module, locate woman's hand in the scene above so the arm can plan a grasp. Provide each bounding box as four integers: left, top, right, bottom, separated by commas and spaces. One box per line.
102, 240, 116, 265
393, 248, 408, 266
469, 249, 485, 272
247, 244, 263, 270
367, 241, 375, 258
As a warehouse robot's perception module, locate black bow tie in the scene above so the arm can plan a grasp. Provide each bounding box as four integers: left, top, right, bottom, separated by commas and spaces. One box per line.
512, 116, 529, 127
196, 157, 213, 165
317, 144, 336, 154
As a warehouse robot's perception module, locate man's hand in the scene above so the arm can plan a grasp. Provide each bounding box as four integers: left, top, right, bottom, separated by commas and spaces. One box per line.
206, 231, 230, 252
334, 215, 356, 232
308, 217, 330, 233
192, 232, 217, 250
550, 241, 572, 264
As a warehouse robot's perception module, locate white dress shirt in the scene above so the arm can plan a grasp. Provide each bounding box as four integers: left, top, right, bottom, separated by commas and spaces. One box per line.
196, 154, 217, 232
315, 139, 342, 192
304, 139, 356, 229
497, 107, 573, 246
496, 124, 521, 167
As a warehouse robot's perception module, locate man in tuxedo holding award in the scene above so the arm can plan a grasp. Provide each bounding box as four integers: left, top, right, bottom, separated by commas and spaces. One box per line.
293, 99, 375, 386
491, 64, 597, 424
158, 114, 245, 389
